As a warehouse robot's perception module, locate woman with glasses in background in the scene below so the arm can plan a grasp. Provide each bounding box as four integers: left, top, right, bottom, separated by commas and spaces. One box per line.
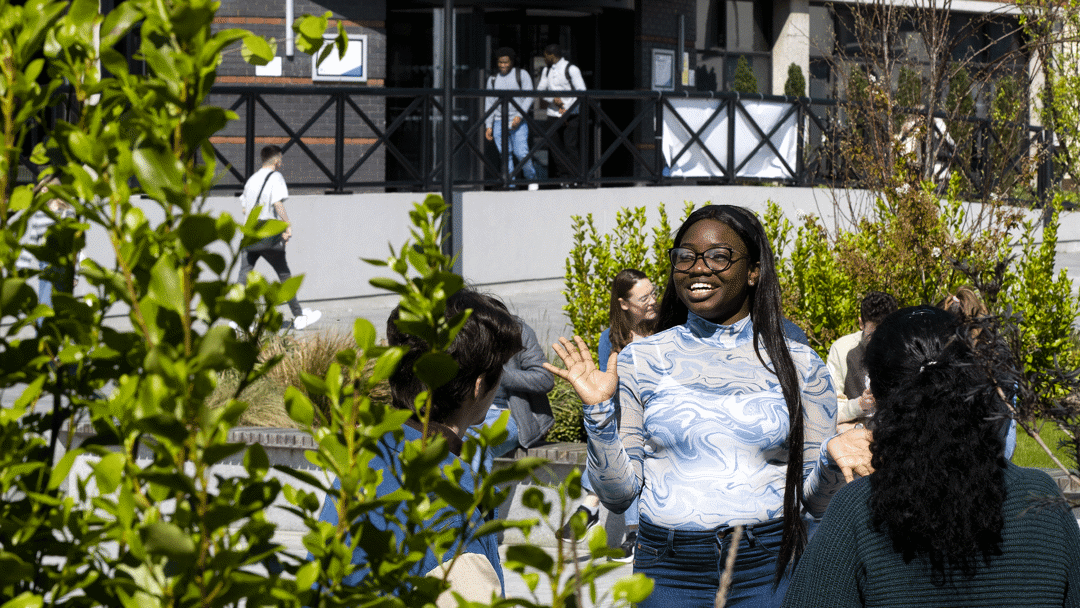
560, 268, 658, 562
546, 205, 871, 607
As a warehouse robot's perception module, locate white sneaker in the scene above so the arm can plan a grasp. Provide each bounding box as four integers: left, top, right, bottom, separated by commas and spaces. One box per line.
527, 183, 539, 191
293, 308, 322, 330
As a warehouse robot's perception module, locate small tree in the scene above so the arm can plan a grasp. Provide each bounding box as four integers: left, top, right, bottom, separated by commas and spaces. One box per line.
732, 56, 759, 94
785, 63, 807, 97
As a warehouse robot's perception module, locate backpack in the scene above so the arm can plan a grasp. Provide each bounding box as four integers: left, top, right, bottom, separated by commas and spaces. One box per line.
542, 62, 578, 91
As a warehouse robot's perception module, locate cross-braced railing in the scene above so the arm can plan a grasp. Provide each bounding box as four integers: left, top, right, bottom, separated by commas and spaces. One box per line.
20, 85, 1053, 204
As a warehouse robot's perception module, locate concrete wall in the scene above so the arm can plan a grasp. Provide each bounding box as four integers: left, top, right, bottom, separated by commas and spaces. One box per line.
76, 185, 1080, 308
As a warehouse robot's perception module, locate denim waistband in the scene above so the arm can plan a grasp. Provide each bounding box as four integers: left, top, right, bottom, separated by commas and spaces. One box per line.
639, 517, 785, 543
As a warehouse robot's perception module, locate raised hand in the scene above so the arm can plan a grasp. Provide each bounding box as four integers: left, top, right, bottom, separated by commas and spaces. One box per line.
541, 336, 619, 406
827, 426, 873, 483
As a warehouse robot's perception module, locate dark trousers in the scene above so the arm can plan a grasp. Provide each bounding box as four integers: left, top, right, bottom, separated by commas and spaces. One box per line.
238, 247, 303, 317
551, 114, 581, 180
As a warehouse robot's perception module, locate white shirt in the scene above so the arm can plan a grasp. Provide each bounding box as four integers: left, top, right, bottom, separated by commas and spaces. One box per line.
536, 58, 586, 118
826, 330, 866, 423
241, 167, 288, 221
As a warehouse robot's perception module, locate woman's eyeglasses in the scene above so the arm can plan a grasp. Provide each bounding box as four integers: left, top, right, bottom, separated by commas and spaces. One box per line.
667, 247, 746, 272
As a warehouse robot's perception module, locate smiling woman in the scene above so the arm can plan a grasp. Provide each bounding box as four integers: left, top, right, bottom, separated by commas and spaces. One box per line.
545, 204, 874, 608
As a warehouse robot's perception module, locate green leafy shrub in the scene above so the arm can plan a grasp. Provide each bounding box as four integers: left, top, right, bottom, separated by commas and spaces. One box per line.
733, 56, 759, 94
0, 1, 654, 605
765, 190, 1080, 483
785, 63, 806, 97
546, 376, 586, 443
562, 204, 689, 352
999, 199, 1080, 417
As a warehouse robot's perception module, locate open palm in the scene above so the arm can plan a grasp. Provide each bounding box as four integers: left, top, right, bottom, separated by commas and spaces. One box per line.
542, 336, 619, 406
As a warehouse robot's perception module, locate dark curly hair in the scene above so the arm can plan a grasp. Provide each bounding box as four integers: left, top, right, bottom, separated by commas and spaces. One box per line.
386, 289, 522, 424
656, 204, 806, 580
860, 291, 898, 326
865, 306, 1013, 583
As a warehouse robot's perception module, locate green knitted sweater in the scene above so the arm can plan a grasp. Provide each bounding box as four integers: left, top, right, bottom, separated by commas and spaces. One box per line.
782, 464, 1080, 607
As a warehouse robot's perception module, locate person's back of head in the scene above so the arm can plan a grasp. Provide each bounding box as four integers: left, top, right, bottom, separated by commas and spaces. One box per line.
261, 145, 283, 167
941, 285, 987, 320
386, 289, 523, 425
860, 291, 898, 326
864, 305, 1014, 582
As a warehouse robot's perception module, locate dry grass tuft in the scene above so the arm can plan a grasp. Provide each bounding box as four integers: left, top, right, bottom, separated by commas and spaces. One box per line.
207, 369, 296, 429
211, 329, 357, 428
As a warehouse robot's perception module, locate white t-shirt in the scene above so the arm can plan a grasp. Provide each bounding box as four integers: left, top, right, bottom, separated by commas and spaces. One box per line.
241, 167, 288, 221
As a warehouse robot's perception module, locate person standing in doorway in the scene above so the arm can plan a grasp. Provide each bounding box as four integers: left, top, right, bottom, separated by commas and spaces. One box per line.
536, 44, 586, 183
238, 145, 321, 331
485, 47, 538, 190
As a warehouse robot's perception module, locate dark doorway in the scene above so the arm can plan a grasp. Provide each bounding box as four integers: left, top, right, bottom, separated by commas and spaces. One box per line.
385, 4, 636, 186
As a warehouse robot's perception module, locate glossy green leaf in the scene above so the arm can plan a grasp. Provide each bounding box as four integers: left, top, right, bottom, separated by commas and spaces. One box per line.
99, 1, 141, 48
240, 33, 275, 66
245, 443, 270, 476
147, 256, 185, 314
369, 347, 405, 384
412, 352, 457, 391
93, 452, 124, 494
176, 214, 217, 252
0, 591, 43, 608
612, 573, 655, 604
203, 443, 245, 466
505, 544, 554, 572
133, 144, 184, 199
295, 560, 320, 590
48, 448, 81, 491
354, 317, 376, 352
140, 522, 196, 558
285, 386, 314, 427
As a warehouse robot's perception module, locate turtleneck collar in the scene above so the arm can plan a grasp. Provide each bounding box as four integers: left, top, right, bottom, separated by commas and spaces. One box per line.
685, 312, 754, 348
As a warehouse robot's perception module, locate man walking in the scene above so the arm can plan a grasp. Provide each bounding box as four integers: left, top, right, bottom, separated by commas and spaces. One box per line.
536, 44, 587, 182
238, 145, 321, 330
484, 47, 538, 189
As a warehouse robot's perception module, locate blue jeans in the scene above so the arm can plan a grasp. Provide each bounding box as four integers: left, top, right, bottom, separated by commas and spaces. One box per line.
492, 120, 537, 182
38, 261, 54, 309
634, 518, 789, 608
581, 467, 639, 527
467, 405, 520, 473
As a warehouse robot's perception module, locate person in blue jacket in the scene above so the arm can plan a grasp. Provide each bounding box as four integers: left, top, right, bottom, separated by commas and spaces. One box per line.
313, 288, 523, 607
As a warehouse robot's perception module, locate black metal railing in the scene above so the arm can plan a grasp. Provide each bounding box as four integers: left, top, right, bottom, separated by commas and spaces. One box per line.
23, 85, 1056, 203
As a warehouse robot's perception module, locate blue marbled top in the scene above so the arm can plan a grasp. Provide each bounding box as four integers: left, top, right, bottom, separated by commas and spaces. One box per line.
584, 313, 844, 530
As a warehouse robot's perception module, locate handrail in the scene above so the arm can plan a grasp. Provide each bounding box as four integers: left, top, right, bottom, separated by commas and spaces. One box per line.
19, 85, 1054, 204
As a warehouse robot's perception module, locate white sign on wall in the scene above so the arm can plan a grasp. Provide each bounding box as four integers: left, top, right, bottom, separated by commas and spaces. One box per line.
312, 34, 368, 82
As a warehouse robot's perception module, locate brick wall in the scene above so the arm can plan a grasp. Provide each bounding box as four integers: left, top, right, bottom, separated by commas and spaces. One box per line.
636, 0, 696, 91
210, 0, 388, 190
